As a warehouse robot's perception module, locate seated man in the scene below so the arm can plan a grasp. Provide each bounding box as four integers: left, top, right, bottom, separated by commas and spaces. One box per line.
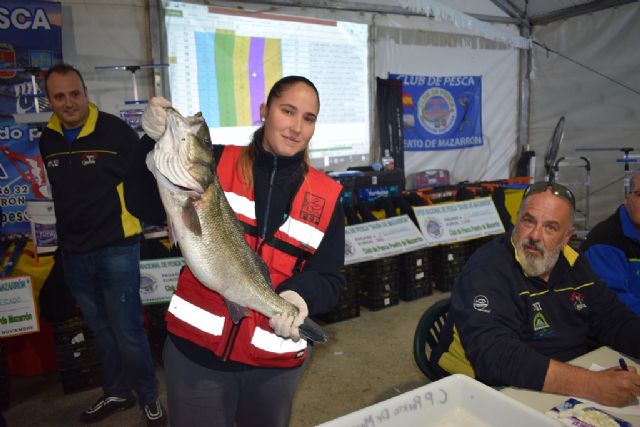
581, 170, 640, 315
431, 182, 640, 407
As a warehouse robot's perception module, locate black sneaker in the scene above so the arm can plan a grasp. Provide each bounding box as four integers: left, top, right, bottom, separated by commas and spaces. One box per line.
80, 394, 135, 423
144, 398, 167, 426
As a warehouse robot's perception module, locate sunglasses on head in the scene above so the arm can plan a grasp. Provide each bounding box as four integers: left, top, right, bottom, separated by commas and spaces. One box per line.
523, 181, 576, 209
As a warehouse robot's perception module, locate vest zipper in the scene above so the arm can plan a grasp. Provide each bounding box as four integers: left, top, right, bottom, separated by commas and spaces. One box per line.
221, 321, 241, 361
258, 154, 278, 253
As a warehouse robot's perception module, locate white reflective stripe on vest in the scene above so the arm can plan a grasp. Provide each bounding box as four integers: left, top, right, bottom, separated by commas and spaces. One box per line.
225, 191, 256, 220
168, 294, 225, 336
251, 326, 308, 353
279, 216, 324, 249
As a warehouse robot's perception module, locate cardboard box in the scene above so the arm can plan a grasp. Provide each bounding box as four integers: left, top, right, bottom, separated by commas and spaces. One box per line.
414, 169, 450, 189
318, 374, 559, 427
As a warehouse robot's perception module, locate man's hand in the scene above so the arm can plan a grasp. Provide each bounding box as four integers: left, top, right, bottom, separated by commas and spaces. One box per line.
544, 359, 640, 407
588, 366, 640, 407
269, 291, 309, 342
141, 96, 172, 141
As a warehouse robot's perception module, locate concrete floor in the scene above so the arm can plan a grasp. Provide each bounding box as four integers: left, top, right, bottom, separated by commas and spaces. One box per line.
2, 291, 449, 427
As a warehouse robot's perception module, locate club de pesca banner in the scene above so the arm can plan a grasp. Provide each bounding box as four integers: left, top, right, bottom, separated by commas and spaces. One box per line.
0, 1, 62, 239
389, 73, 483, 152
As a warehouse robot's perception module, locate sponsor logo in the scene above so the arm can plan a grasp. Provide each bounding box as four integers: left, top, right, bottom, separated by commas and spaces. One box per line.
81, 153, 97, 166
300, 192, 325, 225
570, 291, 587, 311
472, 295, 490, 313
532, 302, 555, 338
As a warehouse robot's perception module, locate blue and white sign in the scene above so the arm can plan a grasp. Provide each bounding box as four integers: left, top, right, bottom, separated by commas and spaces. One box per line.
389, 74, 483, 151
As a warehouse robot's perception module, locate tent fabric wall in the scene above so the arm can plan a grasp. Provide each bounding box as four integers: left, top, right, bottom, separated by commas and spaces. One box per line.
57, 0, 152, 117
529, 2, 640, 225
373, 22, 519, 187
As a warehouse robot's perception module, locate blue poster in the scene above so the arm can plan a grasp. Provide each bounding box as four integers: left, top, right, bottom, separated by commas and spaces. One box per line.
389, 74, 483, 151
0, 1, 62, 239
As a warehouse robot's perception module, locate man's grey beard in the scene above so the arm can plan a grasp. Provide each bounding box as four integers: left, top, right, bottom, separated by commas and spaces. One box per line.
513, 231, 562, 278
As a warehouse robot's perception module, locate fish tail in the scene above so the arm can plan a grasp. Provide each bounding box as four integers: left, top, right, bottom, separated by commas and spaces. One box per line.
300, 318, 329, 344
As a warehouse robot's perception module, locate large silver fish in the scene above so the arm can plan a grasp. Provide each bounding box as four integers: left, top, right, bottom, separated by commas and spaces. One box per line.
146, 107, 328, 343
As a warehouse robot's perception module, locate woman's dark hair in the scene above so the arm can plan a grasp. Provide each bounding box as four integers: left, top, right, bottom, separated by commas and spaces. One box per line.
265, 75, 319, 110
238, 76, 318, 188
44, 63, 87, 95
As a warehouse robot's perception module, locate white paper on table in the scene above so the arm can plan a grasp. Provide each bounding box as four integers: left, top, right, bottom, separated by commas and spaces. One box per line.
566, 363, 640, 417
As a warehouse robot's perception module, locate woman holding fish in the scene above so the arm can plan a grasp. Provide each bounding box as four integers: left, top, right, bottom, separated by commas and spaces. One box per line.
134, 76, 346, 426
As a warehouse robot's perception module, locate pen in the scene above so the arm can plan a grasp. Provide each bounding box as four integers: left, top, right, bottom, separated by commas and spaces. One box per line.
619, 357, 628, 371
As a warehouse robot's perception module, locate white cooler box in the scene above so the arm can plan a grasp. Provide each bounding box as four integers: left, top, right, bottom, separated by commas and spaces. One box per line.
317, 374, 559, 427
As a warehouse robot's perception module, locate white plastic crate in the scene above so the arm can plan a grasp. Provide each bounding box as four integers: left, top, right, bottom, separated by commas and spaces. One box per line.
317, 374, 559, 427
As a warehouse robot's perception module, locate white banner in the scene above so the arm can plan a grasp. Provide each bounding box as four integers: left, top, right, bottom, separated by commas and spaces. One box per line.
0, 275, 39, 337
139, 257, 185, 305
344, 215, 429, 265
414, 197, 504, 246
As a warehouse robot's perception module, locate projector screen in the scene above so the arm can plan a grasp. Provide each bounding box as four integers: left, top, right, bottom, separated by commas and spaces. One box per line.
163, 1, 370, 170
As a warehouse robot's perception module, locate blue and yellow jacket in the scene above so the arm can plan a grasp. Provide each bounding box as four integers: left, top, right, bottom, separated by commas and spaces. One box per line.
39, 103, 141, 253
581, 205, 640, 315
431, 234, 640, 391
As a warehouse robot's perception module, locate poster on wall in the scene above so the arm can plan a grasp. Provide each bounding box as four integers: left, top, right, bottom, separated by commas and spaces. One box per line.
0, 1, 62, 239
388, 73, 483, 152
0, 275, 39, 337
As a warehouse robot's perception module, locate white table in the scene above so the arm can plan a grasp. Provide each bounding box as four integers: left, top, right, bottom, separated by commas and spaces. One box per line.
502, 346, 640, 425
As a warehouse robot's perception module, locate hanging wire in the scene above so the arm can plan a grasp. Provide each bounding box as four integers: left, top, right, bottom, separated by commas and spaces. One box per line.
532, 40, 640, 97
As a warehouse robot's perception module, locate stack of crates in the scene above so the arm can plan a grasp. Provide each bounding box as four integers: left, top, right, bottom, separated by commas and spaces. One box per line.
468, 235, 495, 258
314, 265, 360, 324
358, 256, 399, 311
0, 341, 9, 412
398, 248, 433, 301
52, 316, 102, 394
431, 242, 470, 292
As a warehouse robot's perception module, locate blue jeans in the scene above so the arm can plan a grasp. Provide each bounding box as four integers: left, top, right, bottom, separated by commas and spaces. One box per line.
62, 242, 158, 405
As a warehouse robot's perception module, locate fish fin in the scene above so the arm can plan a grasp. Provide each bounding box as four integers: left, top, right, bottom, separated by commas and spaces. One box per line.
181, 202, 202, 236
299, 318, 329, 344
225, 300, 249, 324
166, 217, 178, 247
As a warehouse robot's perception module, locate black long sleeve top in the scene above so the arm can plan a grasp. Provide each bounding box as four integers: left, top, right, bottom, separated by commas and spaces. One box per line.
432, 235, 640, 391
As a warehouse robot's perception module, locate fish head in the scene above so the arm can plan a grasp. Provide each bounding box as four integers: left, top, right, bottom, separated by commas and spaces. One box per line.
152, 107, 215, 193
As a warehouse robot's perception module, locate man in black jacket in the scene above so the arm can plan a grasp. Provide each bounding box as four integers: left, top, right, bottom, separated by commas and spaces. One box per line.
432, 181, 640, 407
39, 64, 166, 426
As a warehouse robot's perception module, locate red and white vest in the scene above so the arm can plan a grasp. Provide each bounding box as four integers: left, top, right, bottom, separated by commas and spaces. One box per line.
165, 146, 342, 368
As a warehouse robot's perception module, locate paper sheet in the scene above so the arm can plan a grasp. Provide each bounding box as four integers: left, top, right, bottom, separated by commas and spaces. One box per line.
566, 363, 640, 417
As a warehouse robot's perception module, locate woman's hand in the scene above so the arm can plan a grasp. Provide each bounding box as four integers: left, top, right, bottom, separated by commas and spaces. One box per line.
141, 96, 172, 140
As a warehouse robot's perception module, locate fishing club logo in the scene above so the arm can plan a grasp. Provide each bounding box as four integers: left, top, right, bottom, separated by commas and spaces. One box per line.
424, 217, 443, 238
139, 274, 157, 294
300, 192, 325, 225
570, 291, 587, 311
531, 301, 555, 338
417, 87, 457, 135
344, 239, 355, 258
